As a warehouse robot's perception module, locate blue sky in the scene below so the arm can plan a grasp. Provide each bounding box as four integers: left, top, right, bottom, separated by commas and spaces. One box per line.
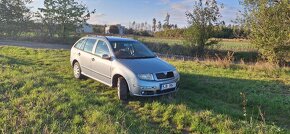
29, 0, 242, 28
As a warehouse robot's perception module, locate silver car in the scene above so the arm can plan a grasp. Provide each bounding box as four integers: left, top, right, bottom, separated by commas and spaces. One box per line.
70, 36, 180, 100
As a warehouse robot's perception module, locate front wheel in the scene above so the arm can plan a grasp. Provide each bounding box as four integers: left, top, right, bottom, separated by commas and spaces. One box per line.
117, 77, 129, 100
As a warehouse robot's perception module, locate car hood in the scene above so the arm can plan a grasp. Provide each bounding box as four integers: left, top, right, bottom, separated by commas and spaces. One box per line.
118, 58, 175, 74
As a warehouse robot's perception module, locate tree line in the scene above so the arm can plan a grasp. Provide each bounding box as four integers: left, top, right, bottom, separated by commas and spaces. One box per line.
0, 0, 94, 40
154, 25, 249, 39
0, 0, 288, 64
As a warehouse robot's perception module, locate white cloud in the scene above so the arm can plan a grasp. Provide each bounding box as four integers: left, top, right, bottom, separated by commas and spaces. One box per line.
158, 0, 240, 27
142, 0, 151, 4
157, 0, 194, 27
160, 0, 171, 4
171, 3, 188, 10
87, 13, 106, 25
219, 3, 242, 24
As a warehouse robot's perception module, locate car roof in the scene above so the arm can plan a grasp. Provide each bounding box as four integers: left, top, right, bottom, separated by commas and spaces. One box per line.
105, 36, 136, 42
84, 35, 136, 42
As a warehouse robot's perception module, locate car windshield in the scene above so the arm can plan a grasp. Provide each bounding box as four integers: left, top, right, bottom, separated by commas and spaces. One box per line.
109, 41, 156, 59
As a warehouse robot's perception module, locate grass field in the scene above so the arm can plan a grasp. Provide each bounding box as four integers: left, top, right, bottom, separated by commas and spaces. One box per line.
135, 36, 255, 52
0, 46, 289, 133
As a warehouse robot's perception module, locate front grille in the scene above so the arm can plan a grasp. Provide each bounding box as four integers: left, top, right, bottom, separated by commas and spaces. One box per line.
155, 72, 174, 79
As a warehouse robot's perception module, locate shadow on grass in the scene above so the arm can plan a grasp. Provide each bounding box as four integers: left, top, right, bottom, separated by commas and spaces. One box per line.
125, 72, 290, 130
206, 49, 258, 62
0, 54, 33, 66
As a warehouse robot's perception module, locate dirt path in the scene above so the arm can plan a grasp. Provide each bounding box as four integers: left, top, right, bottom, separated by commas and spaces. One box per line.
0, 40, 71, 49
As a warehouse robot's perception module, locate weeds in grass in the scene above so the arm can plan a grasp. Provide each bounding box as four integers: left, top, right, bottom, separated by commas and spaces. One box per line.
240, 92, 247, 119
213, 51, 235, 68
165, 52, 288, 82
239, 92, 284, 134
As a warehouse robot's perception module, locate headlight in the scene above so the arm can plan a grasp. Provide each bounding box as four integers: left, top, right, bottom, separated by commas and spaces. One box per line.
173, 70, 179, 77
137, 73, 154, 81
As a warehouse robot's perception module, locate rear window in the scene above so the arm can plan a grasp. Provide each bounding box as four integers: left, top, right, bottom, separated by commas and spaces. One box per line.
83, 39, 96, 53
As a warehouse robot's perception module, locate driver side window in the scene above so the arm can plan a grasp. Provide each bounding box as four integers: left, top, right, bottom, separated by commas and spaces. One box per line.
95, 40, 110, 57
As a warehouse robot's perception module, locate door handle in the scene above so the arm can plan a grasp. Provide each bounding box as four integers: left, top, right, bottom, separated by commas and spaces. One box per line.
91, 58, 95, 61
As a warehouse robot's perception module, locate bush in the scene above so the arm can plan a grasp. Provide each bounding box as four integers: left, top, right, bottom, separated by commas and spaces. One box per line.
109, 25, 119, 34
243, 0, 290, 65
143, 41, 258, 62
135, 31, 152, 37
154, 29, 185, 39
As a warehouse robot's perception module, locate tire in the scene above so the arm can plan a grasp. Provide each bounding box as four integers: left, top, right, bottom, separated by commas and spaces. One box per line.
73, 62, 84, 79
117, 77, 128, 100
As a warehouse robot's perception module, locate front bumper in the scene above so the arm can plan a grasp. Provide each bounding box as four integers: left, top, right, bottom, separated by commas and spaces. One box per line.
130, 77, 180, 97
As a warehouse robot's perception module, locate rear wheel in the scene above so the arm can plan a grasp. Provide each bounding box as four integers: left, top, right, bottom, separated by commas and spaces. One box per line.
73, 62, 83, 79
117, 77, 129, 100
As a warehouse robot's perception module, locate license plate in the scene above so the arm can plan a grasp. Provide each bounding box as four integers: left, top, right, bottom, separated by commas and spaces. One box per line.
161, 82, 176, 90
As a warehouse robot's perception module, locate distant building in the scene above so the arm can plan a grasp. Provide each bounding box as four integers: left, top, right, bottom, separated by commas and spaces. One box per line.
76, 22, 94, 33
105, 26, 110, 34
105, 24, 125, 35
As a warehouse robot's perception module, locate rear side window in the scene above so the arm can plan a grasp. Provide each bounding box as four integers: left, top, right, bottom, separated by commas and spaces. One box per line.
74, 39, 85, 49
95, 40, 110, 57
83, 39, 96, 53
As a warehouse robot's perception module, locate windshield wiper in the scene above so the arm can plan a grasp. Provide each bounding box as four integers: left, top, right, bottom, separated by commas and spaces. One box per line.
117, 55, 156, 59
117, 56, 155, 59
117, 57, 137, 59
133, 56, 156, 59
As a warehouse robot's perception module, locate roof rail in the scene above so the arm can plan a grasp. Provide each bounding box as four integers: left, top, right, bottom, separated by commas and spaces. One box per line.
85, 34, 108, 40
85, 34, 96, 37
97, 35, 109, 40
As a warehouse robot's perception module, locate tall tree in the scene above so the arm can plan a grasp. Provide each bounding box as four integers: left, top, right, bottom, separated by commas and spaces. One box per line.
241, 0, 289, 64
132, 21, 136, 30
152, 18, 157, 32
157, 21, 162, 31
141, 22, 145, 31
38, 0, 90, 38
163, 13, 171, 29
0, 0, 32, 36
185, 0, 222, 55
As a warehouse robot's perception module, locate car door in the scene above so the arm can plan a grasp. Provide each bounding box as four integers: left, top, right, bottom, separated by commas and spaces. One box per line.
91, 39, 112, 85
79, 38, 97, 76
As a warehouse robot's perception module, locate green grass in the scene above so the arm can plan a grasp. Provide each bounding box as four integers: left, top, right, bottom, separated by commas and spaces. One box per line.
210, 41, 255, 52
135, 36, 184, 45
0, 46, 289, 133
135, 36, 255, 52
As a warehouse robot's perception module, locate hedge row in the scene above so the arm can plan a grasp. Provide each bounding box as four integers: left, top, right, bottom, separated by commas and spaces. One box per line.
144, 42, 258, 62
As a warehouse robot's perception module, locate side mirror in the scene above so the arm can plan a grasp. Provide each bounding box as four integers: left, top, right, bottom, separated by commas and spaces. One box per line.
102, 54, 111, 60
